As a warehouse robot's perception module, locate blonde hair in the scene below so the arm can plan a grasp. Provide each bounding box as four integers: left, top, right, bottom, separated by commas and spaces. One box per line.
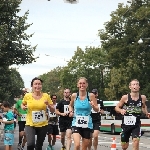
129, 79, 139, 86
77, 77, 88, 83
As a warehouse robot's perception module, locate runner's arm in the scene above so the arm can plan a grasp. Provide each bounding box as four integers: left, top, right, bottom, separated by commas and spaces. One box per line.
69, 93, 76, 113
55, 101, 63, 116
100, 100, 104, 114
90, 93, 98, 112
14, 108, 21, 116
115, 95, 126, 113
141, 95, 149, 115
46, 94, 55, 113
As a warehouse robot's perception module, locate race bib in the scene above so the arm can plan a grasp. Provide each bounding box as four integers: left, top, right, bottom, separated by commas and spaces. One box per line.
49, 112, 56, 117
64, 105, 69, 113
32, 110, 46, 123
75, 116, 89, 128
91, 104, 100, 113
3, 118, 7, 121
124, 116, 136, 125
21, 114, 27, 121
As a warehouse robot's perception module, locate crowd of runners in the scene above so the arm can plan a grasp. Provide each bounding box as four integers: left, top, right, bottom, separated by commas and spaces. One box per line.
0, 77, 149, 150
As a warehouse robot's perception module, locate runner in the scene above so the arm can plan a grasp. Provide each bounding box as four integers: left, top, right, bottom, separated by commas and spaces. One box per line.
55, 88, 72, 150
69, 77, 99, 150
14, 90, 28, 150
46, 94, 59, 150
21, 77, 54, 150
115, 79, 149, 150
88, 89, 104, 150
0, 101, 14, 150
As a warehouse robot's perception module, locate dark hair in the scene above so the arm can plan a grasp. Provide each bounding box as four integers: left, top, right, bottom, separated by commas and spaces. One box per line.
31, 77, 43, 87
64, 88, 71, 93
92, 89, 98, 95
2, 101, 11, 108
51, 94, 57, 99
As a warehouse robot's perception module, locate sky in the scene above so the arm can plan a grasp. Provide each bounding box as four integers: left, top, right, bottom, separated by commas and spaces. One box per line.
16, 0, 128, 88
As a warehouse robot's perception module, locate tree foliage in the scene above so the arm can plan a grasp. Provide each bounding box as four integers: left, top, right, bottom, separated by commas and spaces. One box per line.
99, 0, 150, 100
37, 0, 150, 101
0, 0, 36, 66
0, 0, 37, 103
0, 67, 24, 103
40, 47, 109, 100
39, 67, 64, 101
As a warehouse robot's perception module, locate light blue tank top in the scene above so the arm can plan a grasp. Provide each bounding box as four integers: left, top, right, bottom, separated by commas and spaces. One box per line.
72, 93, 93, 129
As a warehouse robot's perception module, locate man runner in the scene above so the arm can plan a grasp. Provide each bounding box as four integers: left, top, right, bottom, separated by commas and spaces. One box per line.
88, 89, 104, 150
46, 94, 59, 150
15, 89, 28, 150
115, 79, 149, 150
55, 89, 72, 150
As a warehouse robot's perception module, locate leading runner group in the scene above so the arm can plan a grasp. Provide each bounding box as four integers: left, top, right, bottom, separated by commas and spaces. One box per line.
0, 77, 149, 150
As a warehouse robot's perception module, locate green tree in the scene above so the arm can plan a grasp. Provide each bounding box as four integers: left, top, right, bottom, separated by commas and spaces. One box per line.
0, 0, 37, 103
61, 46, 109, 100
0, 0, 36, 66
39, 66, 64, 101
99, 0, 150, 99
0, 67, 24, 104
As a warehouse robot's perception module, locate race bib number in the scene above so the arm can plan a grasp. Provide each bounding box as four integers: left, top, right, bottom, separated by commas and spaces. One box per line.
21, 114, 27, 121
75, 116, 89, 128
91, 104, 100, 113
124, 116, 136, 125
49, 112, 56, 117
32, 110, 46, 123
64, 105, 69, 113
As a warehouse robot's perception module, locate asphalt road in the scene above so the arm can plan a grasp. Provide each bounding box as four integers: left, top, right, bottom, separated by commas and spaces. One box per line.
0, 127, 150, 150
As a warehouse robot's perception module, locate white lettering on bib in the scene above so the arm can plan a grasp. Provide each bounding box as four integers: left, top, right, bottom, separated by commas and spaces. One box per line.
75, 116, 89, 128
21, 114, 27, 121
49, 112, 56, 117
91, 104, 100, 113
64, 105, 69, 113
32, 110, 46, 123
124, 116, 136, 125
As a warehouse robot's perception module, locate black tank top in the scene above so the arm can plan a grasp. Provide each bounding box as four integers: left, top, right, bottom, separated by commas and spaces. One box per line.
122, 94, 142, 125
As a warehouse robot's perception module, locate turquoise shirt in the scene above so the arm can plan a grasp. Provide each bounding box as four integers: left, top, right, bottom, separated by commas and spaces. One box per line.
72, 93, 93, 129
4, 110, 14, 130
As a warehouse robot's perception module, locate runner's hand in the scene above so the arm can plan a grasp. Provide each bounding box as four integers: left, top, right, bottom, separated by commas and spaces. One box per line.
44, 100, 48, 105
146, 113, 150, 118
69, 112, 74, 117
89, 101, 95, 107
18, 114, 22, 117
0, 119, 2, 122
120, 109, 126, 115
22, 105, 27, 110
61, 113, 68, 116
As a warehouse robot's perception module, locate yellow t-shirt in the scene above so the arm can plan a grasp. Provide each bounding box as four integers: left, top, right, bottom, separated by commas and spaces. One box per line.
22, 93, 53, 127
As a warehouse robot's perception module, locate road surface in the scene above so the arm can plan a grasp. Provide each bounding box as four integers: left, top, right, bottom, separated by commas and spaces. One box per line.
0, 127, 150, 149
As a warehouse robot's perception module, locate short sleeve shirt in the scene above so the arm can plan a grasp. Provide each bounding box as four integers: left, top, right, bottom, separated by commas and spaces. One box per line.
22, 93, 53, 127
4, 110, 14, 130
15, 99, 27, 121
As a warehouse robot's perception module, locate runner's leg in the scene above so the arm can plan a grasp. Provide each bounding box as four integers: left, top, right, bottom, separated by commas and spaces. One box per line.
66, 129, 72, 150
25, 125, 35, 150
35, 125, 48, 150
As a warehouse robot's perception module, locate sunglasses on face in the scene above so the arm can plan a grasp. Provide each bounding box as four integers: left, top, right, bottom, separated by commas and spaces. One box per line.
52, 98, 57, 99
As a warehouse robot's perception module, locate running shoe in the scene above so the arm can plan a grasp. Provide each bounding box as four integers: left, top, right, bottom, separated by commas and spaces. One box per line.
61, 146, 66, 150
51, 146, 55, 150
17, 143, 22, 150
46, 145, 51, 150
